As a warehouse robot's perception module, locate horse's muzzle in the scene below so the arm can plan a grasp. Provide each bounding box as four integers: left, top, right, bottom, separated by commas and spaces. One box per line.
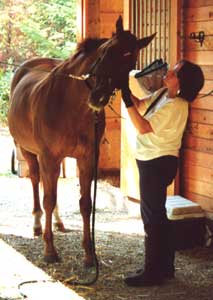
88, 77, 114, 111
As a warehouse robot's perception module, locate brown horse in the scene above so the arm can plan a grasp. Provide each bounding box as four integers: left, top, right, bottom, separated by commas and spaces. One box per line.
8, 17, 155, 266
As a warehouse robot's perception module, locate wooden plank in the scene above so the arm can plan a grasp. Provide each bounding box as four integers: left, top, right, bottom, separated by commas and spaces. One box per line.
100, 12, 123, 37
191, 96, 213, 110
182, 149, 213, 168
182, 178, 213, 198
188, 108, 213, 125
100, 0, 123, 13
183, 133, 213, 153
183, 21, 213, 51
123, 0, 131, 30
76, 0, 83, 41
183, 20, 213, 35
185, 121, 213, 139
169, 0, 182, 67
183, 190, 213, 211
200, 80, 213, 95
104, 117, 120, 130
184, 50, 213, 65
200, 65, 213, 80
183, 0, 213, 8
184, 5, 213, 22
84, 0, 100, 38
181, 161, 213, 183
99, 122, 120, 170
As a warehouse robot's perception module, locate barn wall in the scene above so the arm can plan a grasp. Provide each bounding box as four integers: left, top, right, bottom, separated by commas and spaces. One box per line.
100, 0, 123, 37
77, 0, 123, 172
180, 0, 213, 211
98, 1, 123, 171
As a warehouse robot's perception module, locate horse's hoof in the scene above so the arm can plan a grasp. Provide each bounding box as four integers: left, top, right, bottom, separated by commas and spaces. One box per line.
34, 227, 42, 237
53, 222, 66, 232
44, 254, 60, 263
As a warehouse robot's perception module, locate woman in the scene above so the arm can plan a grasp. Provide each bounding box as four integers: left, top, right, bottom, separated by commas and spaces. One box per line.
122, 60, 204, 287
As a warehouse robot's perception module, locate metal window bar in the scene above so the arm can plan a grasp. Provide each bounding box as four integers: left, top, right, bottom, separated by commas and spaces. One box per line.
129, 0, 171, 70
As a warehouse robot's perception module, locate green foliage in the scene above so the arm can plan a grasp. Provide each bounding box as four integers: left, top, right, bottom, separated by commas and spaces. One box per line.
19, 0, 77, 58
0, 0, 77, 125
0, 65, 13, 125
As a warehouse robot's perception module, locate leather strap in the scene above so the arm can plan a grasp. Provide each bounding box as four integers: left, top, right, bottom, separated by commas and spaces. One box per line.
143, 88, 167, 117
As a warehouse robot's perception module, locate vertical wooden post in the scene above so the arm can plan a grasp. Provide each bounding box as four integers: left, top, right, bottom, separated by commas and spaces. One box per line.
78, 0, 100, 39
83, 0, 101, 37
123, 0, 131, 30
170, 0, 182, 194
76, 0, 84, 41
169, 0, 182, 67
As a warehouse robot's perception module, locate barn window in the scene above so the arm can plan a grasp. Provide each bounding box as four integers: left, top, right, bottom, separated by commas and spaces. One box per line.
128, 0, 171, 70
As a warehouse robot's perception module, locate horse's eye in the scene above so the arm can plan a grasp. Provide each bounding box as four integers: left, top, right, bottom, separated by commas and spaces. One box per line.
123, 52, 132, 57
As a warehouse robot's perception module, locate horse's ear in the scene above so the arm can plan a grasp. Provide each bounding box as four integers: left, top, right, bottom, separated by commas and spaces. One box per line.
116, 16, 124, 35
137, 32, 157, 49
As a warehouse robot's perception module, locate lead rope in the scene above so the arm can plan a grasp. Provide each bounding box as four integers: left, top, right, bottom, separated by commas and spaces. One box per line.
64, 112, 100, 286
89, 111, 100, 284
62, 112, 100, 287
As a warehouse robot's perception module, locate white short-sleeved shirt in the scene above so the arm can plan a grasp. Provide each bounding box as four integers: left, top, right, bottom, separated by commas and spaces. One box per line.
135, 88, 189, 161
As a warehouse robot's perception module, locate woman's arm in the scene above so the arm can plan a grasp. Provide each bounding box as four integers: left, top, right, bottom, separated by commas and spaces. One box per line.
126, 105, 153, 134
130, 93, 151, 115
121, 87, 153, 134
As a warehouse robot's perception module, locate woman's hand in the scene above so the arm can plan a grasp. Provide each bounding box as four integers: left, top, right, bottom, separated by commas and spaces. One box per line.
121, 87, 134, 108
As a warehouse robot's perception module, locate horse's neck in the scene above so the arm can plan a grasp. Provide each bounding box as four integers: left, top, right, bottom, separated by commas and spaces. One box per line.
54, 50, 99, 78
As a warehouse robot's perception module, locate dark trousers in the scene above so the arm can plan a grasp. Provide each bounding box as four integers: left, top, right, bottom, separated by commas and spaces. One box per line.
136, 155, 178, 226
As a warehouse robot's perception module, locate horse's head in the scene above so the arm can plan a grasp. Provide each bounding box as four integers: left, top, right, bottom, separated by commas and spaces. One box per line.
88, 16, 156, 111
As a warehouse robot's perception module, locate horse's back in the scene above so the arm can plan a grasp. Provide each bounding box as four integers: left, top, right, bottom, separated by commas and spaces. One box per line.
11, 57, 61, 93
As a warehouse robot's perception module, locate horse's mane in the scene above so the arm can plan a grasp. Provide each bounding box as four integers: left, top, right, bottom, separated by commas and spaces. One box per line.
33, 38, 108, 127
75, 38, 108, 56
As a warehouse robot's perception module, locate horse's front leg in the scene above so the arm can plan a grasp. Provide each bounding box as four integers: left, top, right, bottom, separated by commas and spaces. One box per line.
77, 158, 94, 267
39, 155, 61, 263
20, 147, 43, 236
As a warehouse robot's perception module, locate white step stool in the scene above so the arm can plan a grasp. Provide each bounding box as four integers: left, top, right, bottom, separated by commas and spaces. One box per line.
166, 195, 206, 250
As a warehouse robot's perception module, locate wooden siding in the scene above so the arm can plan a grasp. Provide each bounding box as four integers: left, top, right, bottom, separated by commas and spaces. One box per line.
98, 0, 123, 170
181, 0, 213, 210
100, 0, 123, 37
78, 0, 123, 171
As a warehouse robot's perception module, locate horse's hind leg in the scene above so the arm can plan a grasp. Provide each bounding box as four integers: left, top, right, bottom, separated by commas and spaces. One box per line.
20, 147, 43, 236
53, 203, 65, 232
77, 158, 94, 267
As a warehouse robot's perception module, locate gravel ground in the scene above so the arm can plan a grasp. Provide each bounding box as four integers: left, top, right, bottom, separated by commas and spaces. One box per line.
0, 128, 213, 300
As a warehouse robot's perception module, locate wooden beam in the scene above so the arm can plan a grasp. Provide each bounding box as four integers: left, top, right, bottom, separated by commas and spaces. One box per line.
79, 0, 100, 39
76, 0, 83, 41
123, 0, 131, 30
169, 0, 182, 67
168, 0, 182, 194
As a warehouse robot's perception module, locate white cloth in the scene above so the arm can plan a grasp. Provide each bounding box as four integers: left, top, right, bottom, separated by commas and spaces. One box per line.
135, 89, 189, 161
